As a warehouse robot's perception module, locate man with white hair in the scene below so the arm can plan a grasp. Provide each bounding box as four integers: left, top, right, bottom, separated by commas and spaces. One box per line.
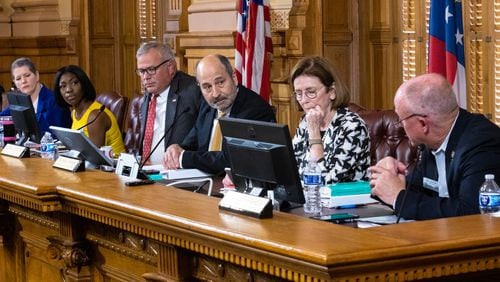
369, 73, 500, 220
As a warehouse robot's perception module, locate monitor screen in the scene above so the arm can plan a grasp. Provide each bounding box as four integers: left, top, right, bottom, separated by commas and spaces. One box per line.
49, 126, 113, 167
220, 117, 305, 210
6, 91, 42, 144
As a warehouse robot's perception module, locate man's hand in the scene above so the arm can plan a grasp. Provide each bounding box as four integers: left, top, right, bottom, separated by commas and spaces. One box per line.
375, 156, 408, 175
369, 161, 407, 206
163, 144, 184, 169
222, 174, 235, 188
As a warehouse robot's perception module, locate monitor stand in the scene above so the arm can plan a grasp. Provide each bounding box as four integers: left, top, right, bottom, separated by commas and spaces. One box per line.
16, 133, 28, 146
238, 179, 303, 212
277, 200, 302, 212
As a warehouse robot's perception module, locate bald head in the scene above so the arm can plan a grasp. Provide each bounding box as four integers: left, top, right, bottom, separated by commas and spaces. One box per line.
196, 54, 239, 112
196, 54, 233, 78
395, 73, 458, 119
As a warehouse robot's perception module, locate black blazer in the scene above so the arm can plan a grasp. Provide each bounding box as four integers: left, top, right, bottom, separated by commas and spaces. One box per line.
139, 71, 202, 156
181, 85, 276, 174
396, 109, 500, 220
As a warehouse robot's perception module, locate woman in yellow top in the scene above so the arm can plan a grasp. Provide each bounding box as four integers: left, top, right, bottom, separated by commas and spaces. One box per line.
53, 65, 125, 155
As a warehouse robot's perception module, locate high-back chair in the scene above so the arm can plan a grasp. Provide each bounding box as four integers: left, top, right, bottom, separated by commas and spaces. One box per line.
123, 94, 144, 155
96, 91, 129, 132
349, 103, 417, 165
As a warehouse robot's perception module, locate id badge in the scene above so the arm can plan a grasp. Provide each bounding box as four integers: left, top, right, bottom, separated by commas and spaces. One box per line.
423, 177, 439, 192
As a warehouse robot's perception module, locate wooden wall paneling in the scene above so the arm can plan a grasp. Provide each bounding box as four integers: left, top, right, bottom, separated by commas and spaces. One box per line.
487, 0, 500, 124
0, 201, 15, 282
138, 0, 161, 41
366, 0, 397, 109
0, 37, 80, 92
89, 0, 120, 94
322, 0, 359, 103
120, 0, 141, 97
463, 0, 500, 125
464, 0, 487, 116
11, 205, 61, 282
358, 0, 371, 108
397, 0, 428, 95
494, 22, 500, 123
87, 0, 139, 100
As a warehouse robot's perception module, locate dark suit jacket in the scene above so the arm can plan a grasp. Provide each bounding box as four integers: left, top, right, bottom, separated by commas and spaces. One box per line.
396, 109, 500, 220
181, 85, 276, 174
139, 71, 201, 156
1, 85, 71, 133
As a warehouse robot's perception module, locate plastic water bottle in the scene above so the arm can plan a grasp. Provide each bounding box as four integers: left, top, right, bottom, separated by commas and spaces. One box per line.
0, 119, 4, 148
303, 160, 322, 215
479, 174, 500, 214
40, 132, 56, 160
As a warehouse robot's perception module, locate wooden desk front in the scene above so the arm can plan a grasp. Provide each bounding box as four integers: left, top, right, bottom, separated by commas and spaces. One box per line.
1, 156, 500, 281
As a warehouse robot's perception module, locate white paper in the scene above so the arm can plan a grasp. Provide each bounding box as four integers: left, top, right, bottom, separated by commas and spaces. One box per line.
356, 215, 414, 225
162, 168, 212, 180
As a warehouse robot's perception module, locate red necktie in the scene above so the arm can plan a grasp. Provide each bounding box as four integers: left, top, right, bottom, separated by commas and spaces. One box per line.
142, 94, 158, 158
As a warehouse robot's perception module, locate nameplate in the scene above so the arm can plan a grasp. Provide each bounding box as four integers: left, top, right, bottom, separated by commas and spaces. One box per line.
219, 191, 273, 219
53, 155, 85, 172
1, 144, 30, 158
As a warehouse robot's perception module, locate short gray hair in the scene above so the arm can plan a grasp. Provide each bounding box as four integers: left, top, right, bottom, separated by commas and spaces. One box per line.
136, 41, 175, 60
399, 73, 458, 118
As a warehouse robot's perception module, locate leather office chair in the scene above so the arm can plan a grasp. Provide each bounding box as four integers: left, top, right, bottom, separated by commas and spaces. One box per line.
123, 94, 144, 154
96, 91, 129, 132
349, 103, 417, 165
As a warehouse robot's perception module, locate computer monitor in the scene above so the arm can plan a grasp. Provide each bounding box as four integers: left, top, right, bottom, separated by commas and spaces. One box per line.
220, 117, 305, 210
49, 126, 113, 168
6, 91, 42, 145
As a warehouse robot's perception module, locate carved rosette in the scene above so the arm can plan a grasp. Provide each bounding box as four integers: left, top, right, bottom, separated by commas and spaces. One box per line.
47, 236, 90, 272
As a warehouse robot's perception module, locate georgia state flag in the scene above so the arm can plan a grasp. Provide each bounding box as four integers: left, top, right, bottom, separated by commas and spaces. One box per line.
428, 0, 467, 108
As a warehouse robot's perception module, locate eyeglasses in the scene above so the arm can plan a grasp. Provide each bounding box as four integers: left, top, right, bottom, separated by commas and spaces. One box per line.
136, 59, 171, 76
394, 113, 428, 127
293, 86, 326, 100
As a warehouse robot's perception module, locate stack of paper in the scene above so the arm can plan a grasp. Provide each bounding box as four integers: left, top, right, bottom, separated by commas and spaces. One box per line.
140, 165, 213, 181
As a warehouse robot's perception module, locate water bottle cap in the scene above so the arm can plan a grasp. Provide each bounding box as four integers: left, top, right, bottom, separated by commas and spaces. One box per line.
485, 174, 495, 180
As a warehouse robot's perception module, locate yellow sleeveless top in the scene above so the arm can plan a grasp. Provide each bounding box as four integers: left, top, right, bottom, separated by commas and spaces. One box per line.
71, 101, 125, 155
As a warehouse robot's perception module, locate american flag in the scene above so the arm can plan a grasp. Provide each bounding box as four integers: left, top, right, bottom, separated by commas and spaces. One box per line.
428, 0, 466, 108
235, 0, 273, 102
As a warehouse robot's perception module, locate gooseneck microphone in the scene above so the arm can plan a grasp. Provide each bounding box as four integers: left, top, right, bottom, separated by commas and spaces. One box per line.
135, 107, 191, 179
77, 105, 106, 131
396, 144, 424, 223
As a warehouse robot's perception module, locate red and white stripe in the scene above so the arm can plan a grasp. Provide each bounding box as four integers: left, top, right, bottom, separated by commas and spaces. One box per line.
235, 0, 273, 102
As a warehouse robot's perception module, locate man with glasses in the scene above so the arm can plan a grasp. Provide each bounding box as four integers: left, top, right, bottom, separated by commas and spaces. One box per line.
163, 54, 275, 174
136, 41, 201, 164
369, 73, 500, 220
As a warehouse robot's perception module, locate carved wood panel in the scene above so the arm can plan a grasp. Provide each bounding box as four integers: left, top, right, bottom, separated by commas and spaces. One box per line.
322, 0, 358, 102
88, 0, 140, 99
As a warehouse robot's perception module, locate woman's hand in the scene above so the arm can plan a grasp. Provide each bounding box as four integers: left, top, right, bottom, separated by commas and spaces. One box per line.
306, 105, 325, 138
